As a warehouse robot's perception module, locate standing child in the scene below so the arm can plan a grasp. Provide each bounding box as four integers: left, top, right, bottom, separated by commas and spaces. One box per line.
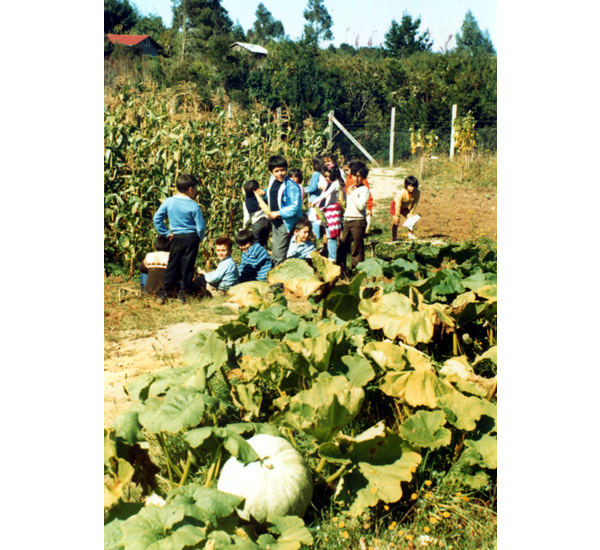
242, 179, 271, 249
139, 235, 171, 294
197, 236, 240, 292
235, 229, 273, 282
288, 168, 306, 201
391, 176, 421, 241
304, 156, 328, 246
308, 165, 343, 262
338, 161, 371, 274
287, 217, 317, 261
265, 155, 303, 267
153, 174, 206, 304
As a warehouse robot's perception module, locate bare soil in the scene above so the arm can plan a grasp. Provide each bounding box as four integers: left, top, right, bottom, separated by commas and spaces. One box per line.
104, 168, 497, 427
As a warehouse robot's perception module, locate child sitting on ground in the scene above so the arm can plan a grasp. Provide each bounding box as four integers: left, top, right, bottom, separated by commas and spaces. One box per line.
139, 235, 171, 294
242, 179, 271, 249
391, 176, 421, 241
197, 236, 240, 293
235, 229, 273, 282
153, 173, 206, 304
287, 217, 317, 261
338, 161, 371, 274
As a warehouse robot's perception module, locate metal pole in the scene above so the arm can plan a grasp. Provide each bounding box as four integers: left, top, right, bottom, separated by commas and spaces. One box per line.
328, 110, 334, 148
389, 107, 396, 168
449, 104, 457, 160
228, 103, 233, 119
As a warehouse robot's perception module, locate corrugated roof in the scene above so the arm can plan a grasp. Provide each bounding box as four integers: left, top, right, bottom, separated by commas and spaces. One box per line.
107, 34, 150, 46
229, 42, 268, 55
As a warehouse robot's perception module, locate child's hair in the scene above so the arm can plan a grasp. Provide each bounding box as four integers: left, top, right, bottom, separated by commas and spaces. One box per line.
288, 168, 303, 183
235, 230, 255, 247
215, 236, 233, 250
323, 152, 339, 166
405, 175, 419, 189
294, 216, 312, 232
346, 158, 358, 169
176, 174, 199, 193
312, 156, 324, 172
328, 166, 342, 182
350, 161, 369, 178
154, 235, 171, 252
268, 155, 288, 172
244, 179, 260, 197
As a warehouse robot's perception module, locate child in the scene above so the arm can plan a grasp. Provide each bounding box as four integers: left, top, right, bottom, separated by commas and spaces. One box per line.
288, 168, 306, 201
391, 176, 421, 241
323, 152, 346, 184
287, 216, 317, 260
338, 161, 371, 273
235, 229, 273, 282
242, 179, 271, 249
153, 174, 206, 304
344, 159, 374, 216
139, 235, 171, 294
308, 165, 343, 262
304, 156, 328, 244
197, 236, 240, 293
265, 155, 303, 267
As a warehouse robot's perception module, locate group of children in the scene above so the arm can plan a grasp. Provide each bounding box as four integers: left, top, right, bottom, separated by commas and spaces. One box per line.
143, 154, 421, 304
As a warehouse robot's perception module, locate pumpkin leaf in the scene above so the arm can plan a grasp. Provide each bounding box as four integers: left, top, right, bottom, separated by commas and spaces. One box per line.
112, 403, 145, 446
247, 305, 301, 335
333, 355, 376, 388
227, 281, 273, 309
326, 272, 367, 321
473, 345, 498, 366
184, 427, 260, 465
310, 252, 342, 283
138, 388, 221, 434
437, 392, 497, 432
464, 434, 497, 469
363, 341, 432, 372
271, 375, 365, 442
380, 369, 454, 409
104, 457, 135, 508
231, 383, 263, 421
261, 515, 314, 549
104, 519, 125, 550
166, 484, 245, 523
120, 504, 206, 550
267, 259, 324, 297
181, 331, 228, 379
398, 410, 452, 449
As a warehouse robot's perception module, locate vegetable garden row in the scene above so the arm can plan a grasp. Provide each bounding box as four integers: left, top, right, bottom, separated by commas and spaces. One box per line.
104, 240, 497, 549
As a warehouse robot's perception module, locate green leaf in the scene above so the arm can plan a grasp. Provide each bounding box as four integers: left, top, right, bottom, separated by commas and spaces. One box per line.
104, 519, 125, 550
262, 515, 314, 549
476, 284, 497, 302
311, 252, 342, 283
464, 434, 497, 469
271, 375, 365, 442
216, 321, 253, 342
181, 331, 228, 379
184, 427, 260, 464
363, 341, 432, 372
248, 305, 301, 335
138, 388, 220, 434
437, 392, 497, 432
333, 355, 376, 388
356, 258, 387, 279
399, 410, 452, 449
461, 271, 497, 292
267, 259, 324, 297
326, 272, 366, 321
120, 504, 206, 550
231, 383, 263, 421
473, 345, 498, 366
166, 484, 245, 522
112, 404, 145, 446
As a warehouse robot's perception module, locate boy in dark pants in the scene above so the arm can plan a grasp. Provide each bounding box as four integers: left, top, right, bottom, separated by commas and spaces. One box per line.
337, 161, 371, 275
153, 174, 206, 304
265, 155, 303, 267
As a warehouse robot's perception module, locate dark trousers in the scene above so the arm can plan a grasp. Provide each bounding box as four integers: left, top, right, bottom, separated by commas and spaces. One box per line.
271, 219, 293, 267
159, 233, 200, 299
252, 217, 271, 249
338, 219, 367, 271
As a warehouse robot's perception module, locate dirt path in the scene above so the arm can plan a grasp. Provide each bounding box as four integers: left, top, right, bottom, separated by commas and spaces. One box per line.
104, 320, 235, 427
366, 167, 497, 241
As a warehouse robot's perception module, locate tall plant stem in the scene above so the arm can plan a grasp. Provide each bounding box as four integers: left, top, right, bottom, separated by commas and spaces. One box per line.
219, 365, 233, 393
205, 446, 223, 488
178, 451, 193, 487
158, 433, 183, 479
320, 296, 328, 320
325, 464, 348, 485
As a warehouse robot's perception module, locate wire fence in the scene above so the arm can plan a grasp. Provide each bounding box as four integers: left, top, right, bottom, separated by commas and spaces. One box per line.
329, 123, 497, 166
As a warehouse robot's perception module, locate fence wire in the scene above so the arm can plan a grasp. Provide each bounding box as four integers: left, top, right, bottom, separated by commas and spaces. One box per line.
329, 123, 497, 166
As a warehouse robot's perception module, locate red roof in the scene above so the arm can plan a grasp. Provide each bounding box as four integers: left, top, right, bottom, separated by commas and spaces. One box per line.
106, 34, 150, 46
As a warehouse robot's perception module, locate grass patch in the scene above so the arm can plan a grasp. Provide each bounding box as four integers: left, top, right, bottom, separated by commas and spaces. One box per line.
104, 275, 238, 338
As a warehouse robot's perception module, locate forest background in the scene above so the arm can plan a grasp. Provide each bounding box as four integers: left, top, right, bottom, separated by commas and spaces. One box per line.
104, 0, 497, 139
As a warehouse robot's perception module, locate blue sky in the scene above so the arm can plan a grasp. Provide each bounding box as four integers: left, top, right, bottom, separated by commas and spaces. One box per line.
132, 0, 497, 52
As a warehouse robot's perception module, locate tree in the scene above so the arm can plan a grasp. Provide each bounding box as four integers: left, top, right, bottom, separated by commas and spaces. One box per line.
383, 12, 432, 58
132, 13, 166, 37
302, 0, 333, 48
104, 0, 139, 34
455, 10, 495, 55
248, 3, 284, 43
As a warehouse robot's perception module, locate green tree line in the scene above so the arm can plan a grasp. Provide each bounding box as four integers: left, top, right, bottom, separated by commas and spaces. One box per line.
104, 0, 496, 129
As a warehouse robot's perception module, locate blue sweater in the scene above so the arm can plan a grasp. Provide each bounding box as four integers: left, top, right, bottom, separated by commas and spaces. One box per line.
304, 171, 322, 202
238, 243, 273, 282
153, 196, 206, 241
266, 176, 303, 232
287, 237, 317, 260
204, 256, 240, 291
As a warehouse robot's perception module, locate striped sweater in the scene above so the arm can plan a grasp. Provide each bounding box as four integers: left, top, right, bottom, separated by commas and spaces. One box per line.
238, 242, 273, 282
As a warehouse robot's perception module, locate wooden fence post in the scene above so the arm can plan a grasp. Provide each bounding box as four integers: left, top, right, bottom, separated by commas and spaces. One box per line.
328, 111, 334, 148
389, 107, 396, 168
449, 104, 457, 160
228, 103, 233, 119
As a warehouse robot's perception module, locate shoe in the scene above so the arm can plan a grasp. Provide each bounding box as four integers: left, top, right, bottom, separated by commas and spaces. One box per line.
156, 296, 166, 305
408, 233, 417, 240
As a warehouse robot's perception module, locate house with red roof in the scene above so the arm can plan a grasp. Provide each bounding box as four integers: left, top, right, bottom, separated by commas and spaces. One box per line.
106, 35, 163, 57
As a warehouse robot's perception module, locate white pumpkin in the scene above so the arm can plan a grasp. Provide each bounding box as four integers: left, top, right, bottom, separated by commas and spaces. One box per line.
216, 433, 313, 523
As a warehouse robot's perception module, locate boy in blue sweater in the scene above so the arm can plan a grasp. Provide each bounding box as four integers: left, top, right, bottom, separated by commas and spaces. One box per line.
265, 155, 304, 267
197, 236, 240, 293
235, 229, 272, 282
153, 174, 206, 304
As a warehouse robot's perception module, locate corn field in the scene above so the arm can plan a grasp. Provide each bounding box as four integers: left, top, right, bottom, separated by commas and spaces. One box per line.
104, 82, 326, 274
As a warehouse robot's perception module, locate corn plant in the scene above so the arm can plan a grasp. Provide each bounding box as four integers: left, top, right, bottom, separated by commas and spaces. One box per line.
105, 84, 325, 274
